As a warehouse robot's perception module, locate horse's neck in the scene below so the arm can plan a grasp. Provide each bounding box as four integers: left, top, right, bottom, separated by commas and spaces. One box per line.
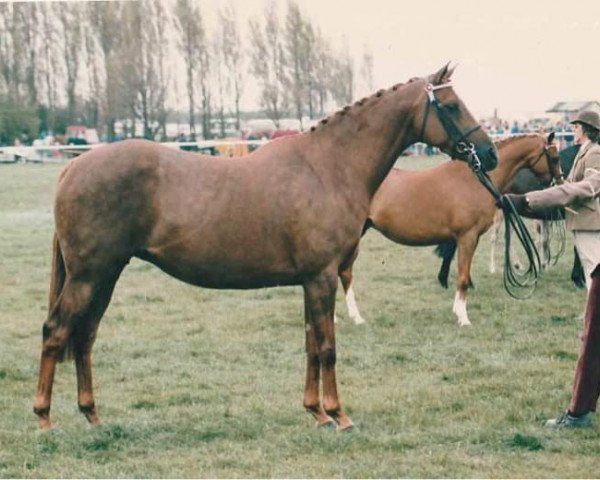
489, 141, 538, 192
313, 97, 417, 197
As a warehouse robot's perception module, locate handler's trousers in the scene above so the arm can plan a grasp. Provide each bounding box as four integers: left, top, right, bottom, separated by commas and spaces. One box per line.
569, 264, 600, 415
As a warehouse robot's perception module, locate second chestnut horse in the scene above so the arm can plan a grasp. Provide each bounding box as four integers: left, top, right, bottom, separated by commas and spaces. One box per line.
339, 133, 561, 326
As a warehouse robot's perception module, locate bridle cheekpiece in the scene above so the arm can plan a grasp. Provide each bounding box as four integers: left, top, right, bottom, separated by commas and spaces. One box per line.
420, 81, 483, 172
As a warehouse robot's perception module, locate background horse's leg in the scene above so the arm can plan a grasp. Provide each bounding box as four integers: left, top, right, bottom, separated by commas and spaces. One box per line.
434, 240, 457, 288
453, 234, 479, 327
73, 273, 121, 425
490, 209, 503, 274
572, 247, 586, 289
34, 278, 97, 429
303, 271, 353, 431
535, 220, 550, 270
339, 247, 366, 325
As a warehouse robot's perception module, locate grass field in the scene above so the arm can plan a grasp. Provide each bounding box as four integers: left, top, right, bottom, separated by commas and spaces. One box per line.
0, 158, 598, 478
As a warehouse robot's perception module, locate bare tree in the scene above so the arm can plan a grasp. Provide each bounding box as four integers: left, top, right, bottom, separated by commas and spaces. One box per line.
213, 36, 227, 138
57, 3, 83, 122
285, 1, 304, 126
151, 0, 173, 140
329, 44, 354, 107
360, 46, 374, 96
39, 2, 60, 134
83, 5, 102, 130
0, 3, 22, 97
175, 0, 204, 140
15, 2, 40, 105
197, 28, 212, 140
87, 1, 123, 140
312, 32, 332, 118
117, 0, 170, 139
300, 21, 317, 120
248, 1, 287, 128
0, 2, 40, 143
218, 1, 244, 132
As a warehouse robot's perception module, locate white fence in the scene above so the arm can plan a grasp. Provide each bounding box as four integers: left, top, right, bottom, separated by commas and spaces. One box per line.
0, 139, 269, 164
0, 131, 575, 164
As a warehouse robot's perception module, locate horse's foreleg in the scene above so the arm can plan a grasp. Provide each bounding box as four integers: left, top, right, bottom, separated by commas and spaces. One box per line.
453, 235, 479, 327
303, 270, 353, 431
303, 295, 336, 428
490, 209, 503, 274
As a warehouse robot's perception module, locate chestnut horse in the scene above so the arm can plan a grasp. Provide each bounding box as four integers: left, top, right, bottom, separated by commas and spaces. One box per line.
338, 133, 560, 327
33, 65, 497, 431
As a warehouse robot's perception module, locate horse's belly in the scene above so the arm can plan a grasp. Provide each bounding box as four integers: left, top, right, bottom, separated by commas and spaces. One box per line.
376, 219, 451, 246
136, 247, 302, 289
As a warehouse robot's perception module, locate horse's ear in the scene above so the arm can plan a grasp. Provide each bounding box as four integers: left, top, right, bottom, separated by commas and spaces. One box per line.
431, 62, 456, 85
547, 131, 556, 144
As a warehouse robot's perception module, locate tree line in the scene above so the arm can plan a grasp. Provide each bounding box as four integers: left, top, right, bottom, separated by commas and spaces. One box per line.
0, 0, 373, 145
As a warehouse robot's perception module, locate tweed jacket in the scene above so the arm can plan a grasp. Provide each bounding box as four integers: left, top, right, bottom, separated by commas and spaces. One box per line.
527, 141, 600, 230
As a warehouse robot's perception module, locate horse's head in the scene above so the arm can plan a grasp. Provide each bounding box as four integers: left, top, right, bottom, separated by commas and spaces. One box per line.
498, 132, 563, 193
414, 63, 498, 171
521, 132, 563, 185
541, 132, 564, 185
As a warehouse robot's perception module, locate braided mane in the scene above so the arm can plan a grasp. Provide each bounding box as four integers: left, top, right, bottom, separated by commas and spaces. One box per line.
309, 77, 422, 132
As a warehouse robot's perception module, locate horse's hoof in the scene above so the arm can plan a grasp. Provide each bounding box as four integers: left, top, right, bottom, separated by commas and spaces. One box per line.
353, 316, 366, 325
38, 418, 52, 431
317, 418, 337, 429
336, 423, 355, 433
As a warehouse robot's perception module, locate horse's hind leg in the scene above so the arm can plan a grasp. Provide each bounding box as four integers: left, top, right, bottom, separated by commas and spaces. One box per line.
34, 278, 95, 429
453, 234, 479, 327
34, 274, 119, 429
73, 276, 120, 425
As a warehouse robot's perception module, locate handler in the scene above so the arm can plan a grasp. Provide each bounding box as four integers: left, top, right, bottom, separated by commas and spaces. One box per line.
505, 110, 600, 428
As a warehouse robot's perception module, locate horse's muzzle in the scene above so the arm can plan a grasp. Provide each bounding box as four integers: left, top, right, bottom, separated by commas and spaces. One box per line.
476, 143, 498, 171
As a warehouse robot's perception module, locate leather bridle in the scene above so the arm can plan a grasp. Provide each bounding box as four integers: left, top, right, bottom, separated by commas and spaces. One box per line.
419, 82, 483, 171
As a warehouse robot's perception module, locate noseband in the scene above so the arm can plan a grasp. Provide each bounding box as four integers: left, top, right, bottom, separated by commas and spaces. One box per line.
419, 82, 483, 171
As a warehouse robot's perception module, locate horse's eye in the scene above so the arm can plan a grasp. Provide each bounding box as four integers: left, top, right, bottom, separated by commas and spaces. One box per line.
445, 103, 460, 112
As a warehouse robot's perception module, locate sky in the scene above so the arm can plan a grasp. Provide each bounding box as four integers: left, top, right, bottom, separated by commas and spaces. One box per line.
204, 0, 600, 121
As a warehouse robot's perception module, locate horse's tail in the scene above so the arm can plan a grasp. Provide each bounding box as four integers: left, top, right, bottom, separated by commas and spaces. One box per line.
433, 239, 457, 289
47, 231, 72, 362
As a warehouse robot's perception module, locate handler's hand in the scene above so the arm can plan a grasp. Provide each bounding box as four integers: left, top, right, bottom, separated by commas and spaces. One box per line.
501, 194, 529, 214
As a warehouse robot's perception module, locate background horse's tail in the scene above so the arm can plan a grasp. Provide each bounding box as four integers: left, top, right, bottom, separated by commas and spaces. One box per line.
46, 231, 72, 362
434, 240, 457, 288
